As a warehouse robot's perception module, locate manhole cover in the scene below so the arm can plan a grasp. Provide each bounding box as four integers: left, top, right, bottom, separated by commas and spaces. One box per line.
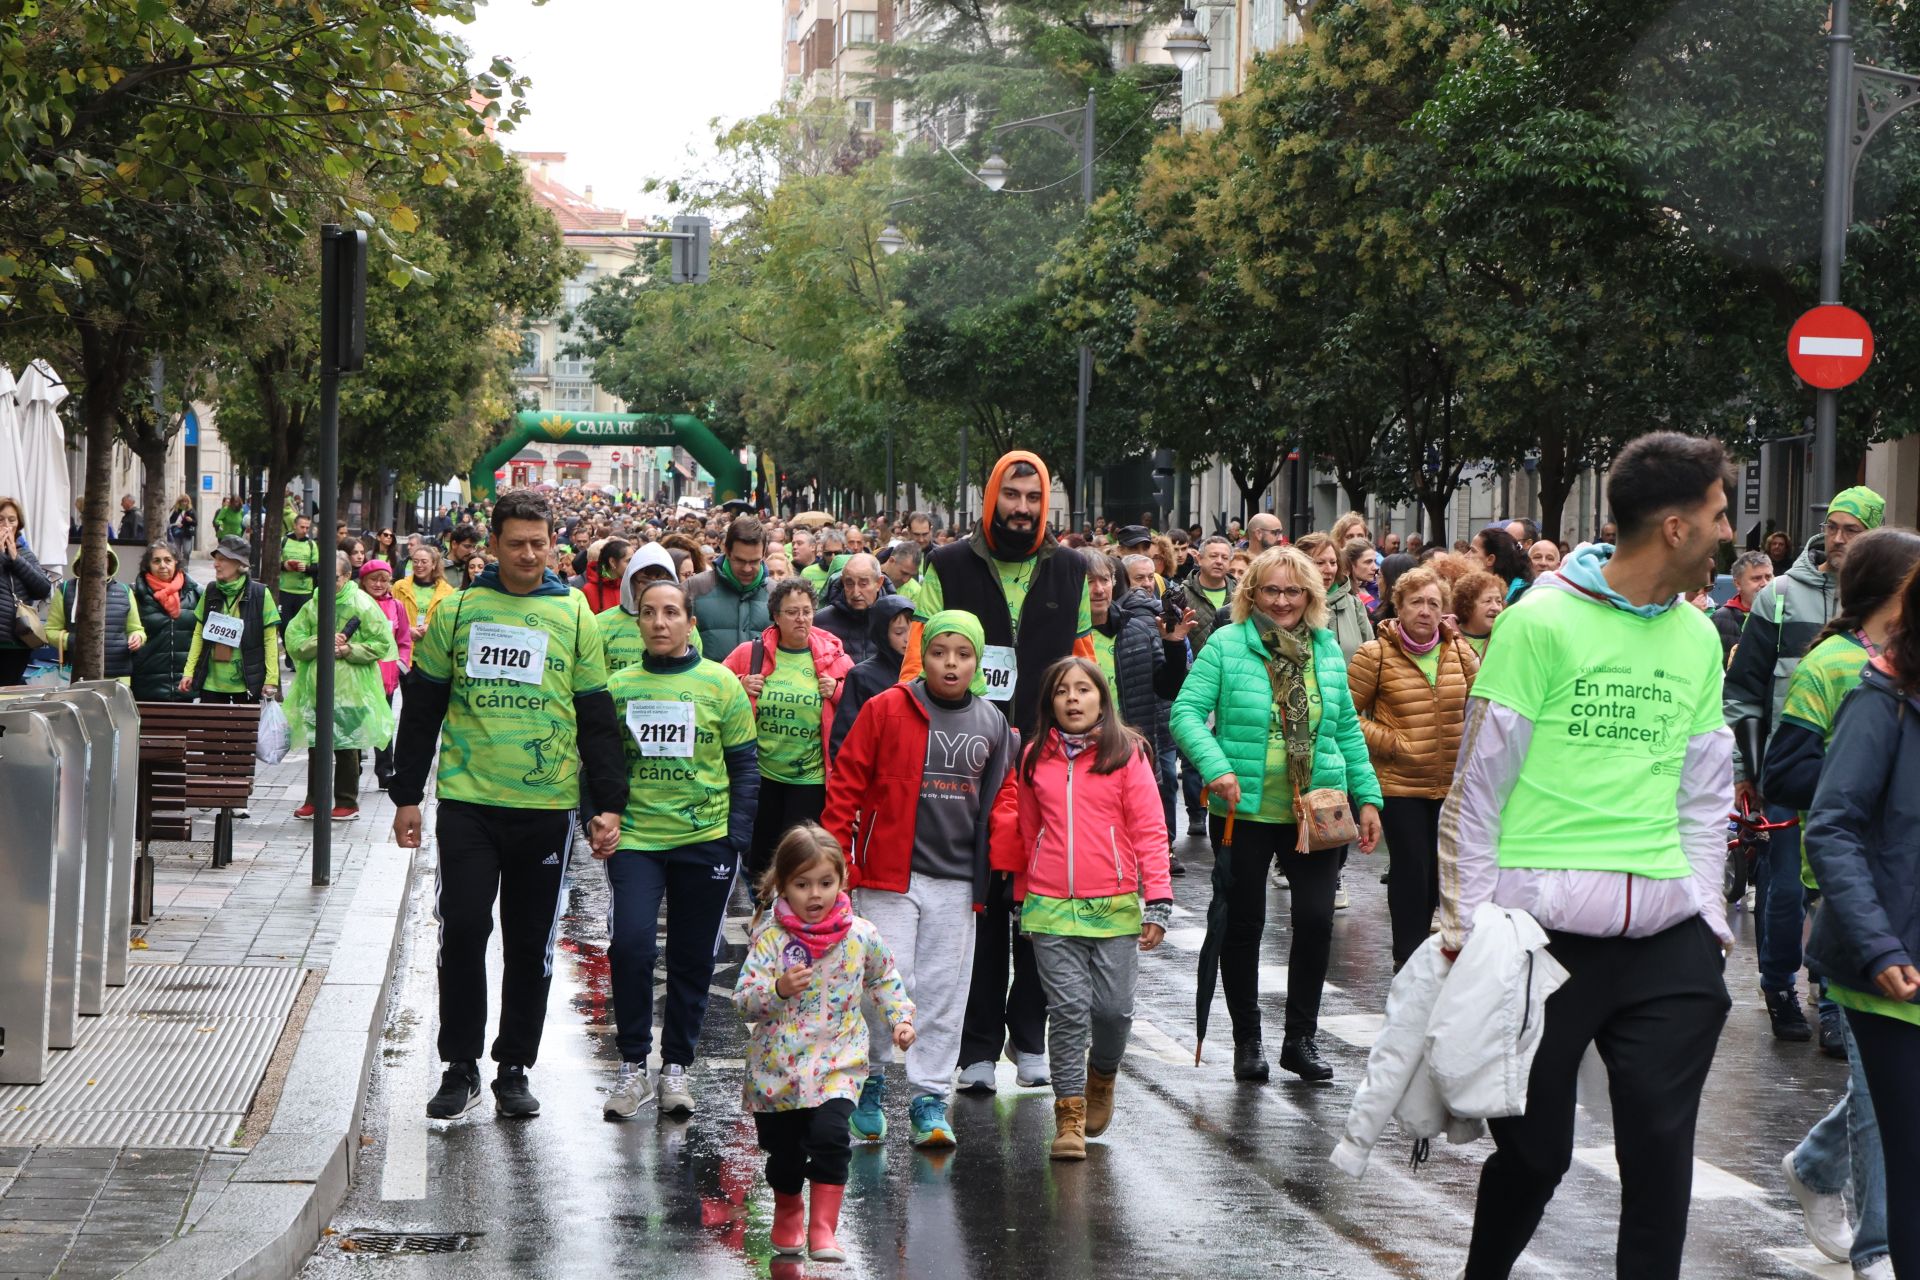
337, 1231, 479, 1255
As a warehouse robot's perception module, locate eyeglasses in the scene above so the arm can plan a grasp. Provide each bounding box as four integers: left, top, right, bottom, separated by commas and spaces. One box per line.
1255, 584, 1307, 602
1824, 519, 1864, 540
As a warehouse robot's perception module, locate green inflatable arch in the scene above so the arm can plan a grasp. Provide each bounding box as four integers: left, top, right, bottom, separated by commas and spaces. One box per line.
472, 411, 750, 504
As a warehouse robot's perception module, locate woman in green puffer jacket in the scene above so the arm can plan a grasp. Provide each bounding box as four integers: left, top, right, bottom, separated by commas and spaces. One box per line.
1171, 544, 1383, 1086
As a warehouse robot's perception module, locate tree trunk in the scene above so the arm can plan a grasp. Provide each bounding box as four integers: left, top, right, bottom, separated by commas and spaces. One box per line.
1421, 492, 1451, 548
136, 437, 170, 556
1532, 427, 1577, 547
72, 318, 140, 681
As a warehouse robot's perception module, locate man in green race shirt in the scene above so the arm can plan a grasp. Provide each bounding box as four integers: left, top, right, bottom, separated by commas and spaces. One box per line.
1437, 432, 1735, 1280
276, 513, 319, 635
599, 576, 759, 1118
390, 489, 629, 1123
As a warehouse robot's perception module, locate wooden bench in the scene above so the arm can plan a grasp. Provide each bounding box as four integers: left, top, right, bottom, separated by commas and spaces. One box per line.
134, 701, 262, 875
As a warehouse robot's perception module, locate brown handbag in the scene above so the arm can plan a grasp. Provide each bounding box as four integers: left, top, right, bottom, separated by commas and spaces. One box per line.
1292, 783, 1358, 853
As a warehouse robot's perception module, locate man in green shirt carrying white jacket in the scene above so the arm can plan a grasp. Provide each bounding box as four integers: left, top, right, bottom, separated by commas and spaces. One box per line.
390, 489, 629, 1123
1438, 432, 1736, 1280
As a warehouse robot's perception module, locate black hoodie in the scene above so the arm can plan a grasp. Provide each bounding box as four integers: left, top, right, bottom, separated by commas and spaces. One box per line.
827, 593, 916, 763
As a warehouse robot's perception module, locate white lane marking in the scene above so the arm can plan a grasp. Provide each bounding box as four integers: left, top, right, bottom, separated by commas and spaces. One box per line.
722, 915, 752, 947
1168, 903, 1196, 919
1766, 1246, 1851, 1278
1318, 1013, 1385, 1049
1163, 926, 1207, 951
379, 891, 438, 1201
1129, 1017, 1196, 1066
1571, 1146, 1767, 1201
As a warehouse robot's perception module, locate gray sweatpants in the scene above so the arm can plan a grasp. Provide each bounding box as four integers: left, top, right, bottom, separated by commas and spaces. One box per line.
857, 876, 976, 1099
1030, 931, 1138, 1098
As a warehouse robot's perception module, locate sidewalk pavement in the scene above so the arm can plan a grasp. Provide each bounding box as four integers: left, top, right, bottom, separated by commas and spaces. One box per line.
0, 749, 422, 1280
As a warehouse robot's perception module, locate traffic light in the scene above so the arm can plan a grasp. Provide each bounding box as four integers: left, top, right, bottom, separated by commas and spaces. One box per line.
671, 215, 711, 285
320, 225, 366, 372
1151, 449, 1176, 522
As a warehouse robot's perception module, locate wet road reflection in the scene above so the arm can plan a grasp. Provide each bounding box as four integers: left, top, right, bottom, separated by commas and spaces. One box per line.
305, 827, 1852, 1280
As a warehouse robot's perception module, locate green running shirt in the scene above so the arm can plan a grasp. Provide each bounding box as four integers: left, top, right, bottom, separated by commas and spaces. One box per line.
278, 537, 319, 597
1469, 587, 1723, 878
756, 646, 824, 784
413, 583, 609, 809
596, 604, 701, 681
607, 659, 756, 849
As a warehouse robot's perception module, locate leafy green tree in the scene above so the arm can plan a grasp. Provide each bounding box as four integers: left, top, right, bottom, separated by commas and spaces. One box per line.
0, 0, 527, 677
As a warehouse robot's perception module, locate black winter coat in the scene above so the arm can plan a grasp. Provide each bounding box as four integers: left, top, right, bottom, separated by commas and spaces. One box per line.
1805, 662, 1920, 993
0, 539, 51, 648
131, 574, 203, 701
828, 593, 914, 762
1099, 587, 1190, 757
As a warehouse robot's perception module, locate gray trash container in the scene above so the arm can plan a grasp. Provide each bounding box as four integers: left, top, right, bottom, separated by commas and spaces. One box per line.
0, 704, 65, 1084
46, 683, 138, 989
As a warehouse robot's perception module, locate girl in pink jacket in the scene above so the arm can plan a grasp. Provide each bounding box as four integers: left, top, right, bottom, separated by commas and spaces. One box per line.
991, 656, 1171, 1161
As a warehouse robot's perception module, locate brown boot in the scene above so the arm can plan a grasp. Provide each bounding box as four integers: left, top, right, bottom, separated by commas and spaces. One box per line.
1050, 1097, 1087, 1161
1084, 1067, 1117, 1138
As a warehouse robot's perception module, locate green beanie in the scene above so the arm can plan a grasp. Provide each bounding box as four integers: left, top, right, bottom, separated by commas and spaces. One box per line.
1828, 485, 1885, 531
919, 609, 988, 697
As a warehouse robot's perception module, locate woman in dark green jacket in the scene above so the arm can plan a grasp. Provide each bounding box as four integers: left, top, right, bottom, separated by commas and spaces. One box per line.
131, 543, 202, 701
1171, 544, 1383, 1085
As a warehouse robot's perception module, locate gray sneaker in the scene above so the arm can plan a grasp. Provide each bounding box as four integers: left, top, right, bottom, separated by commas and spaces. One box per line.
1012, 1049, 1050, 1088
955, 1060, 997, 1094
603, 1061, 651, 1120
658, 1063, 695, 1116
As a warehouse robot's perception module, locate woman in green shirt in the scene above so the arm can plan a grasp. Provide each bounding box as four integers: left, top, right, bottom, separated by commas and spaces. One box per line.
1170, 545, 1382, 1085
722, 577, 854, 887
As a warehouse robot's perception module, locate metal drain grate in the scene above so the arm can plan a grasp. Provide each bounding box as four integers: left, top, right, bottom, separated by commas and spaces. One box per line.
337, 1230, 479, 1255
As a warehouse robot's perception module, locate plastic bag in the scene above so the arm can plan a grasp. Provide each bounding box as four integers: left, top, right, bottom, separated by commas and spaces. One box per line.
256, 698, 291, 765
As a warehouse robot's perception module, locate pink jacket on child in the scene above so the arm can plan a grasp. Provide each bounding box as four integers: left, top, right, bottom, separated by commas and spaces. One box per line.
992, 732, 1172, 905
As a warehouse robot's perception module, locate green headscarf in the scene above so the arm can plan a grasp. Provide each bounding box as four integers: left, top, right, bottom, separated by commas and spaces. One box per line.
920, 609, 988, 696
1829, 485, 1885, 531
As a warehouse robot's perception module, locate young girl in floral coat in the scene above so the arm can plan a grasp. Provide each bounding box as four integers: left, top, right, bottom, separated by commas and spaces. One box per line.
733, 823, 914, 1262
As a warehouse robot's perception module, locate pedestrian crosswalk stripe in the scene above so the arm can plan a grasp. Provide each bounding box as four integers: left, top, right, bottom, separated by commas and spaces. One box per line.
1128, 1018, 1195, 1066
1318, 1013, 1385, 1049
1766, 1245, 1851, 1279
1571, 1146, 1766, 1201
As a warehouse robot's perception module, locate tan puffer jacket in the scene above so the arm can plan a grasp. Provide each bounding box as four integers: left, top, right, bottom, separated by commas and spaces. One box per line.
1347, 619, 1480, 799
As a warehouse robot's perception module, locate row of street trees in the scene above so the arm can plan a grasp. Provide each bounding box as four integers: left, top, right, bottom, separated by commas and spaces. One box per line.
2, 1, 572, 678
582, 0, 1920, 541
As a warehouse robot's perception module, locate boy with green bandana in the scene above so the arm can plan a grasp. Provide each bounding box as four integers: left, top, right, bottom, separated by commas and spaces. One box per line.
391, 489, 629, 1124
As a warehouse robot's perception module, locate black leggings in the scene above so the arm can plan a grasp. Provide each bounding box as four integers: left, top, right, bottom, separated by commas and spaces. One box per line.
754, 1099, 854, 1194
1210, 814, 1340, 1043
0, 645, 31, 686
1381, 797, 1445, 970
747, 779, 825, 891
1849, 1008, 1920, 1276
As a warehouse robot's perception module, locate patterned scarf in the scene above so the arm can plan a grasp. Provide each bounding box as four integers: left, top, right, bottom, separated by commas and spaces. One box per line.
1055, 724, 1100, 761
1252, 610, 1317, 803
774, 891, 854, 963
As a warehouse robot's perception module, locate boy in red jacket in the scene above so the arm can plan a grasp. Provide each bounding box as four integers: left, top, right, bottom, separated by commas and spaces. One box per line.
821, 611, 1017, 1149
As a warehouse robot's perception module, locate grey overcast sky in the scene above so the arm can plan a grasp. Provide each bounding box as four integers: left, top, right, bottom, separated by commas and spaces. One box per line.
449, 0, 781, 219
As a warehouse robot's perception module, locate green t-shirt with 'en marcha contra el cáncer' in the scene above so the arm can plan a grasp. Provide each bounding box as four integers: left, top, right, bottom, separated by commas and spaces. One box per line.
756, 645, 824, 784
608, 658, 756, 850
1469, 587, 1723, 878
412, 573, 608, 809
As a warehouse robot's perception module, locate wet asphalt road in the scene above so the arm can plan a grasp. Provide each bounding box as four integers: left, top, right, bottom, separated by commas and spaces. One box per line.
302, 815, 1856, 1280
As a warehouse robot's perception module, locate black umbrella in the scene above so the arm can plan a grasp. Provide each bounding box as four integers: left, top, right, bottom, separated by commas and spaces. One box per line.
1193, 803, 1236, 1066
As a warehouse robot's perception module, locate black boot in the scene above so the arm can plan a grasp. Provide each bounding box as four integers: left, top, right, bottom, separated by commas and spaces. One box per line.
1765, 988, 1812, 1043
1233, 1037, 1270, 1083
1279, 1035, 1334, 1082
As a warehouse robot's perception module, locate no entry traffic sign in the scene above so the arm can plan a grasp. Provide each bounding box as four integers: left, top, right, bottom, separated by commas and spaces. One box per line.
1788, 305, 1874, 389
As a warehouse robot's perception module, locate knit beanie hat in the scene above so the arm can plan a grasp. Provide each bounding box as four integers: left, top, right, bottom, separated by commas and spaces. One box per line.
1828, 485, 1886, 530
919, 609, 988, 696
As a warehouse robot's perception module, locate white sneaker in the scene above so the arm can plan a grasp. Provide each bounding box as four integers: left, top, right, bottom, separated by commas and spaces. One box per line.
1012, 1049, 1049, 1087
1334, 874, 1350, 910
955, 1061, 997, 1094
603, 1061, 651, 1119
1782, 1151, 1854, 1263
658, 1063, 695, 1116
1855, 1258, 1894, 1280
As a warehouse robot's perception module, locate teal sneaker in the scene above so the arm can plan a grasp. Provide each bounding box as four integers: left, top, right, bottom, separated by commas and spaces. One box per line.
850, 1073, 888, 1143
909, 1093, 956, 1149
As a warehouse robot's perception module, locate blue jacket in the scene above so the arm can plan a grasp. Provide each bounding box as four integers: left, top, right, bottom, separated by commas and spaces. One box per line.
1804, 661, 1920, 992
1170, 617, 1382, 818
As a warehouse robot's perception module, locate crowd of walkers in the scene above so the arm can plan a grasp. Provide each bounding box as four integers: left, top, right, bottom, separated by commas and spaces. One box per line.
7, 429, 1918, 1278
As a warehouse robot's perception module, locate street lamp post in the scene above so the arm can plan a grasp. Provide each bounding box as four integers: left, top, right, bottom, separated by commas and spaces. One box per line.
1815, 0, 1920, 526
979, 89, 1098, 531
